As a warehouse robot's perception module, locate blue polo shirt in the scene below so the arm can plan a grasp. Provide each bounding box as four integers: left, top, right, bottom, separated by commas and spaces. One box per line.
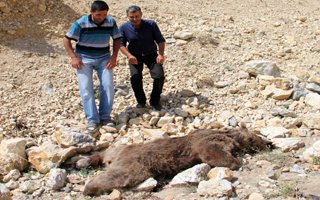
65, 15, 122, 58
120, 19, 165, 56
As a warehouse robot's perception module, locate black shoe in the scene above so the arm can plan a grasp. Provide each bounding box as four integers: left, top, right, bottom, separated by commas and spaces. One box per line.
87, 122, 100, 133
136, 103, 146, 108
151, 103, 162, 111
100, 119, 115, 127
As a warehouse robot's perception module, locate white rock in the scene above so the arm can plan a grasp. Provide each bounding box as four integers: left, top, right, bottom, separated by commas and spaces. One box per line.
170, 163, 211, 186
174, 31, 194, 40
245, 60, 281, 77
207, 167, 235, 181
52, 127, 95, 147
197, 179, 233, 197
302, 140, 320, 163
290, 164, 305, 174
305, 93, 320, 109
135, 177, 158, 191
271, 138, 305, 152
165, 38, 176, 44
143, 128, 167, 140
248, 192, 265, 200
260, 126, 290, 139
149, 116, 160, 126
157, 116, 175, 127
107, 189, 122, 200
47, 168, 67, 190
0, 138, 28, 175
0, 183, 10, 198
258, 180, 271, 188
5, 179, 19, 190
20, 180, 40, 193
3, 169, 21, 182
303, 113, 320, 130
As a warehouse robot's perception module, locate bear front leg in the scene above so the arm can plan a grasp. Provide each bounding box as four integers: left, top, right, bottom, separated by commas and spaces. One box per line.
197, 143, 242, 170
76, 152, 102, 169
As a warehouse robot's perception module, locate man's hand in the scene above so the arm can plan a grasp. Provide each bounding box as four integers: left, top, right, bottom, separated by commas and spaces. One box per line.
128, 55, 138, 65
156, 54, 165, 64
71, 57, 83, 68
106, 57, 117, 69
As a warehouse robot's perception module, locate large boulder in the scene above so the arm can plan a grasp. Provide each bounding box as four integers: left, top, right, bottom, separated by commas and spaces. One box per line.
0, 138, 28, 176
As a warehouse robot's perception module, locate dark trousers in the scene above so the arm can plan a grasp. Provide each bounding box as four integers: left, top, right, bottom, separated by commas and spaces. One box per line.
129, 53, 165, 106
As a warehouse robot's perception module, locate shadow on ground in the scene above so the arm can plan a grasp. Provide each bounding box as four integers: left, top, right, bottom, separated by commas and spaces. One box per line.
0, 0, 80, 55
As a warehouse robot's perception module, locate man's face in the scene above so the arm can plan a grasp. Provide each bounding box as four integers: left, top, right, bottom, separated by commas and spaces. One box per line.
91, 10, 108, 25
127, 11, 142, 27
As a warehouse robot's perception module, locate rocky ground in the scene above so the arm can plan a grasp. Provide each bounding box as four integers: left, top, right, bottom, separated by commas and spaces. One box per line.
1, 0, 320, 199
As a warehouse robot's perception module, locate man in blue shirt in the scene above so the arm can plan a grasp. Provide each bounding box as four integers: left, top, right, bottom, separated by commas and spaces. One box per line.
63, 1, 122, 132
120, 5, 166, 111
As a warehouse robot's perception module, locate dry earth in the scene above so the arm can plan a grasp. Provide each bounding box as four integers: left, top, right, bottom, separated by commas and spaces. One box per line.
1, 0, 320, 199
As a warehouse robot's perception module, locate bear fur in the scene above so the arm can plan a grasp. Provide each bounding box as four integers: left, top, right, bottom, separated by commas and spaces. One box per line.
79, 126, 272, 196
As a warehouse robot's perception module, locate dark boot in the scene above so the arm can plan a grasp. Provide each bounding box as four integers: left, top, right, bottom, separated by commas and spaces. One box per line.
149, 63, 165, 108
150, 77, 164, 108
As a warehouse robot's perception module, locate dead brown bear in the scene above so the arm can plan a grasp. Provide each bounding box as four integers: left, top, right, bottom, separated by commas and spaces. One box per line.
78, 126, 272, 196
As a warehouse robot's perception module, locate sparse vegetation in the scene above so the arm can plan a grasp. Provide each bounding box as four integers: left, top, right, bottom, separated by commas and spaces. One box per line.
256, 149, 291, 166
264, 180, 299, 199
188, 59, 202, 67
278, 180, 299, 198
312, 156, 320, 165
23, 167, 38, 179
79, 168, 95, 178
282, 103, 290, 109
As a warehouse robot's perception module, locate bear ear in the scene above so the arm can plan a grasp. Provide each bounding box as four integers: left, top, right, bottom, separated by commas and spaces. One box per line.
252, 129, 261, 135
239, 122, 247, 130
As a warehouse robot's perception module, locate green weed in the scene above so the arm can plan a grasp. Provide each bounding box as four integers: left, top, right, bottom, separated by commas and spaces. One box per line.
188, 59, 202, 67
278, 180, 299, 198
312, 156, 320, 165
79, 168, 95, 178
282, 103, 290, 109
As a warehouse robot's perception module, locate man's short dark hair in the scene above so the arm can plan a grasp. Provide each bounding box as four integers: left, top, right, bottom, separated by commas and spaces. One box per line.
91, 1, 109, 12
126, 5, 141, 14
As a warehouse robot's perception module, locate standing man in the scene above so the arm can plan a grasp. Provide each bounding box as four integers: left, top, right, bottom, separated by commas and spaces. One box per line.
120, 5, 166, 111
63, 0, 122, 132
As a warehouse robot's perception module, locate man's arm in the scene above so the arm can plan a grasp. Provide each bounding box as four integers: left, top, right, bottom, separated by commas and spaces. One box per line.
107, 38, 121, 69
63, 37, 77, 58
120, 46, 138, 65
157, 42, 165, 64
63, 37, 82, 68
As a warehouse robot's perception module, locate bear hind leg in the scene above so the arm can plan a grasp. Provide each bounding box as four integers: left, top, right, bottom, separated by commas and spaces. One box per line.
83, 167, 152, 196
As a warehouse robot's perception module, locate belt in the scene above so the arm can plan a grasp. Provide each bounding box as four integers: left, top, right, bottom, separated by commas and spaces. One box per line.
133, 51, 157, 57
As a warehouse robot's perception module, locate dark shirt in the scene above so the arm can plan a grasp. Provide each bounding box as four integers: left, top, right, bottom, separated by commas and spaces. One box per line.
120, 19, 165, 56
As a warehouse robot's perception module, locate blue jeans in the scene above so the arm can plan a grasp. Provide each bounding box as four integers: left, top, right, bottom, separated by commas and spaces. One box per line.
76, 54, 114, 124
